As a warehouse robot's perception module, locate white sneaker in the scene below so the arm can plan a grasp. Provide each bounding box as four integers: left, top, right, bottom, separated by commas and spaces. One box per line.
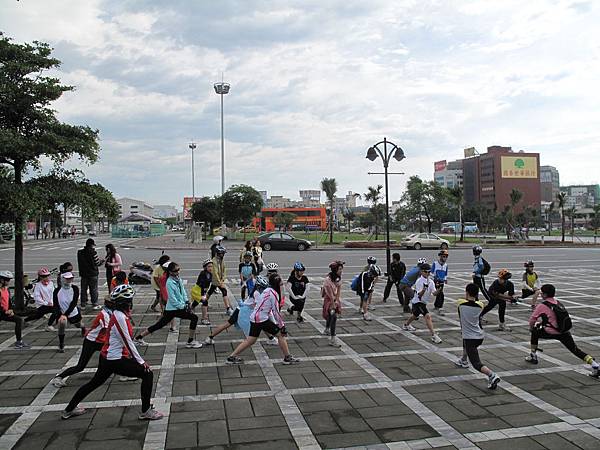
455, 358, 469, 368
265, 338, 279, 346
322, 327, 330, 336
52, 377, 67, 388
437, 308, 445, 316
185, 340, 203, 349
431, 334, 443, 344
368, 305, 376, 311
363, 313, 373, 321
119, 376, 138, 382
403, 324, 416, 332
328, 336, 341, 348
204, 336, 214, 345
134, 338, 148, 346
92, 305, 101, 311
138, 405, 164, 420
226, 308, 233, 316
45, 325, 56, 332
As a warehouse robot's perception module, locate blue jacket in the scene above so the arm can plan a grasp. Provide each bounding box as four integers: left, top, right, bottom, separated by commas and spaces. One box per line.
473, 256, 484, 278
400, 266, 421, 286
166, 276, 188, 311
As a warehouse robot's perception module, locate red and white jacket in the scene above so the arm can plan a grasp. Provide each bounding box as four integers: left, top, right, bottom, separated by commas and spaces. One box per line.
101, 310, 145, 364
85, 308, 112, 344
250, 287, 284, 327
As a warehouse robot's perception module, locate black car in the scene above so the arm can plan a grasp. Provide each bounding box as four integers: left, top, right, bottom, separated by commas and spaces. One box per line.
258, 232, 312, 251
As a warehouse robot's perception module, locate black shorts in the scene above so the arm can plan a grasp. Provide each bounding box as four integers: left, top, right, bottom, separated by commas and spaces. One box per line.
411, 302, 429, 317
207, 285, 228, 297
228, 308, 240, 325
521, 289, 535, 299
249, 320, 280, 338
66, 313, 82, 324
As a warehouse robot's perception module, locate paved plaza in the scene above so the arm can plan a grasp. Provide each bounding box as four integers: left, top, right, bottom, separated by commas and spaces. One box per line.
1, 240, 600, 449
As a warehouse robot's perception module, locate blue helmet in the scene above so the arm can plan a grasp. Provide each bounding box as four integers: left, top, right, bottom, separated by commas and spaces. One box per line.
293, 261, 305, 271
216, 245, 227, 255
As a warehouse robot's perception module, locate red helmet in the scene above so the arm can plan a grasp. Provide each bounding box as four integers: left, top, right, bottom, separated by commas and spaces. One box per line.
37, 267, 51, 277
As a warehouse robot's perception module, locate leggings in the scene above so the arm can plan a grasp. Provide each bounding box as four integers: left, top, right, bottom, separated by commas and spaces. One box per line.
289, 297, 306, 315
480, 296, 506, 323
531, 329, 590, 361
383, 280, 402, 303
0, 313, 23, 341
65, 357, 153, 413
325, 310, 337, 336
463, 338, 484, 371
150, 290, 161, 309
57, 339, 103, 379
25, 305, 56, 326
147, 309, 198, 333
434, 283, 445, 309
473, 276, 491, 302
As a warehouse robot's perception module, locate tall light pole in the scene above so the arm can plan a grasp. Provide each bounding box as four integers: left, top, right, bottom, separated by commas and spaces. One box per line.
366, 138, 406, 275
213, 81, 230, 196
189, 142, 197, 199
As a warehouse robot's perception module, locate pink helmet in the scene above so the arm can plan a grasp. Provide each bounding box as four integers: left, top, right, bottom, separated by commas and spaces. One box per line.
37, 267, 51, 277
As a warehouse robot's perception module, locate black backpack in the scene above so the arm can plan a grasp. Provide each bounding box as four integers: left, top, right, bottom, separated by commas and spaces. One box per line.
543, 300, 572, 333
481, 258, 491, 276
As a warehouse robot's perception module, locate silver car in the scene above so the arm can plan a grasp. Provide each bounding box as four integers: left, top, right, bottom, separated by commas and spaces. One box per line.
402, 233, 450, 250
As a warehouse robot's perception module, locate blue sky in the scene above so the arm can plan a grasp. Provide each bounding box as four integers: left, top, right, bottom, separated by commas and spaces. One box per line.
2, 0, 599, 209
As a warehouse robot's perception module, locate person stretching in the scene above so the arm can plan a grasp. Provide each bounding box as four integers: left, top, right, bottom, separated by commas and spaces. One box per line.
322, 261, 344, 348
480, 269, 516, 332
53, 272, 86, 353
0, 271, 29, 349
25, 267, 57, 331
207, 246, 233, 315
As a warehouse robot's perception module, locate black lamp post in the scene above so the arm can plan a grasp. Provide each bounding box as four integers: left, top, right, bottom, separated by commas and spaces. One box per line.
366, 138, 405, 274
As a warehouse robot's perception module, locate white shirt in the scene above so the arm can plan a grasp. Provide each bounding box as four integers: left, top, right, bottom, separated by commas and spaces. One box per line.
57, 287, 79, 318
412, 276, 436, 305
33, 281, 54, 307
250, 287, 284, 327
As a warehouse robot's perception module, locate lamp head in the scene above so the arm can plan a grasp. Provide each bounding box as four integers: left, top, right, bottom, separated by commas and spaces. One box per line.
189, 143, 197, 150
392, 147, 405, 162
366, 147, 378, 161
214, 82, 231, 94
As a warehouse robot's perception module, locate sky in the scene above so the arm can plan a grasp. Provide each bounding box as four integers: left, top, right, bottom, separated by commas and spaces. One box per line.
2, 0, 599, 209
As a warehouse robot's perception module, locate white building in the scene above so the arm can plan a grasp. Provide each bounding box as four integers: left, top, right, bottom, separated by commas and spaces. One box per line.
433, 160, 463, 189
117, 197, 154, 219
153, 204, 178, 219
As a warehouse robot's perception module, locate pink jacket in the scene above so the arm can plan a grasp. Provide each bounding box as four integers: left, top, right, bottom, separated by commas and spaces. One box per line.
321, 276, 342, 319
528, 297, 560, 335
107, 253, 122, 274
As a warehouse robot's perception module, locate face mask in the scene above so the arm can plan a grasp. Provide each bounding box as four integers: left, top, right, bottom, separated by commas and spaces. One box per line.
62, 279, 73, 289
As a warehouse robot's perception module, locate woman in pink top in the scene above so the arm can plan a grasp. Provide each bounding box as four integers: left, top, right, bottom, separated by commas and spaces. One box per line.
526, 284, 599, 379
322, 260, 344, 348
104, 244, 122, 293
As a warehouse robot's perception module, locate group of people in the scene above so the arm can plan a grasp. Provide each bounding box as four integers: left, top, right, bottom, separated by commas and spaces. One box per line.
2, 238, 599, 423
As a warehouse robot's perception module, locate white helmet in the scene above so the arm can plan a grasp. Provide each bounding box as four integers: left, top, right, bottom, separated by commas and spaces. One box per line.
266, 262, 279, 271
0, 270, 13, 280
417, 257, 428, 265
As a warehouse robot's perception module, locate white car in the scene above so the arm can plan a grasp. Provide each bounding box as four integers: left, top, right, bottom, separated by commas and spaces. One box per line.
350, 227, 368, 234
402, 233, 449, 250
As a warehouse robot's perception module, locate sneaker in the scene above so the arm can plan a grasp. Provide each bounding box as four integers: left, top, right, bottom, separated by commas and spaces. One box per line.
437, 308, 445, 316
45, 325, 56, 332
185, 340, 203, 349
226, 307, 233, 316
322, 327, 330, 336
265, 337, 279, 346
487, 373, 501, 390
328, 336, 341, 348
363, 313, 373, 321
134, 338, 148, 346
200, 319, 211, 326
226, 355, 244, 365
52, 377, 67, 388
368, 305, 376, 311
590, 366, 599, 379
497, 323, 511, 332
431, 334, 443, 344
282, 355, 300, 365
296, 316, 304, 323
287, 307, 294, 316
92, 305, 101, 311
58, 347, 65, 353
403, 324, 416, 332
204, 336, 215, 345
14, 340, 30, 349
61, 407, 86, 419
382, 298, 387, 303
525, 353, 538, 364
455, 358, 469, 368
119, 376, 138, 382
169, 328, 178, 333
138, 405, 164, 421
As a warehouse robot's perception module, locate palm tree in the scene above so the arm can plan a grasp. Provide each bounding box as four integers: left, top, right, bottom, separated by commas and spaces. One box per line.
507, 188, 523, 238
364, 185, 383, 239
342, 209, 356, 232
556, 192, 567, 242
320, 178, 337, 243
565, 206, 577, 238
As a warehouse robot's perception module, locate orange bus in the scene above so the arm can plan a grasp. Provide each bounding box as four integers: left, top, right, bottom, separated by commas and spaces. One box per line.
252, 207, 327, 232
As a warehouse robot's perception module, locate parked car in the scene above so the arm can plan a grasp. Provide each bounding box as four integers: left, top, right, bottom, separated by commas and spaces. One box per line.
402, 233, 449, 250
257, 232, 312, 251
350, 227, 368, 234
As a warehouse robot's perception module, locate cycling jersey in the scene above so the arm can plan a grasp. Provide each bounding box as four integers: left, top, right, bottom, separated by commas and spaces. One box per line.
101, 310, 145, 364
166, 276, 188, 310
250, 287, 284, 327
413, 276, 436, 304
400, 266, 421, 286
431, 261, 448, 282
457, 298, 484, 340
473, 256, 485, 278
239, 262, 257, 280
85, 308, 112, 343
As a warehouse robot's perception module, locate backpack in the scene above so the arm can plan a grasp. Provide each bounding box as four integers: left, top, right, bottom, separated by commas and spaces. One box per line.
543, 300, 572, 333
350, 275, 360, 292
481, 258, 491, 276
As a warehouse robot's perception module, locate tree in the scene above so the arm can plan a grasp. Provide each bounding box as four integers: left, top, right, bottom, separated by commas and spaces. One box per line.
221, 184, 263, 229
273, 212, 296, 231
556, 192, 567, 242
364, 185, 383, 239
591, 204, 600, 232
565, 206, 577, 238
320, 178, 337, 243
448, 186, 465, 241
398, 177, 451, 233
0, 35, 100, 310
191, 196, 222, 234
342, 209, 355, 231
506, 188, 523, 238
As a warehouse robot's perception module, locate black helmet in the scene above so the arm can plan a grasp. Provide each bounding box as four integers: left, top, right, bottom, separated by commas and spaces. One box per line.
524, 260, 534, 268
368, 264, 382, 277
420, 263, 432, 272
367, 256, 377, 264
472, 245, 483, 255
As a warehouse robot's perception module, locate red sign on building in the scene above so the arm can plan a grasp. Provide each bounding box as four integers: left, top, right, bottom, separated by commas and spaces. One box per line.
434, 160, 447, 172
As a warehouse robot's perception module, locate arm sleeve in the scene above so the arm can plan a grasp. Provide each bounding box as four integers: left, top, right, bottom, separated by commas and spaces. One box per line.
270, 292, 285, 327
64, 286, 79, 316
115, 313, 145, 365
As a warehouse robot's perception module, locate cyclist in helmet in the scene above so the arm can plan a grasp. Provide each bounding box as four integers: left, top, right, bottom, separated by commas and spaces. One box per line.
192, 259, 213, 325
205, 275, 270, 345
357, 264, 381, 320
150, 254, 170, 313
0, 270, 29, 349
480, 269, 516, 332
207, 246, 233, 315
431, 250, 450, 316
363, 256, 377, 272
382, 253, 406, 304
521, 260, 541, 306
62, 285, 164, 421
472, 245, 492, 302
239, 251, 258, 300
25, 267, 57, 331
286, 262, 309, 323
397, 258, 428, 313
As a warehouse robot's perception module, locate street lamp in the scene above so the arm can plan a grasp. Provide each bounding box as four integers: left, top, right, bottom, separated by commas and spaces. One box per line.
213, 81, 230, 196
365, 137, 406, 275
189, 142, 197, 199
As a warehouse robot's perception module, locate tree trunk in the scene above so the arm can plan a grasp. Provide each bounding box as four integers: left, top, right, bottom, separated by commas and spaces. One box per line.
13, 160, 25, 312
329, 201, 333, 244
561, 208, 565, 242
459, 205, 465, 242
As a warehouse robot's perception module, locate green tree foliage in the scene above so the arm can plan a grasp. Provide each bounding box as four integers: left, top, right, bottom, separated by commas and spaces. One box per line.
221, 184, 263, 228
398, 176, 452, 233
191, 196, 222, 232
0, 35, 100, 310
591, 205, 600, 232
273, 211, 296, 231
320, 178, 337, 243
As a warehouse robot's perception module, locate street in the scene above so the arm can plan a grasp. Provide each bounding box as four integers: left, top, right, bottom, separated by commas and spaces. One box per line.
1, 238, 600, 449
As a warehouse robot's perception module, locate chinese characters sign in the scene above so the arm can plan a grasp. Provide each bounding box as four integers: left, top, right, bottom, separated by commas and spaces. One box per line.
500, 156, 538, 179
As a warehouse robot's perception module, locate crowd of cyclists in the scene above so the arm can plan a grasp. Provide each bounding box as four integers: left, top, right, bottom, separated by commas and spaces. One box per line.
0, 235, 598, 422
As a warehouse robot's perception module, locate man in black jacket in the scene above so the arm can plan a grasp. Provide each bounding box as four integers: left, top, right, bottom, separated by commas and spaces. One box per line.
77, 239, 103, 310
383, 253, 406, 304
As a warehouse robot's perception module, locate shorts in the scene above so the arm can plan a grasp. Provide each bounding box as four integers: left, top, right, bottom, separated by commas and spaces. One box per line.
227, 308, 240, 325
207, 285, 228, 297
521, 289, 535, 299
249, 320, 280, 338
411, 302, 429, 317
68, 313, 83, 324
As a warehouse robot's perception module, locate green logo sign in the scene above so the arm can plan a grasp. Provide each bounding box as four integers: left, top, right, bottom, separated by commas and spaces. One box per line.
514, 159, 525, 169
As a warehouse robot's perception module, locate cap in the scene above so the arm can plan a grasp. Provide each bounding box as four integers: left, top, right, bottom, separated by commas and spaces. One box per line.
162, 261, 171, 269
62, 272, 74, 279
